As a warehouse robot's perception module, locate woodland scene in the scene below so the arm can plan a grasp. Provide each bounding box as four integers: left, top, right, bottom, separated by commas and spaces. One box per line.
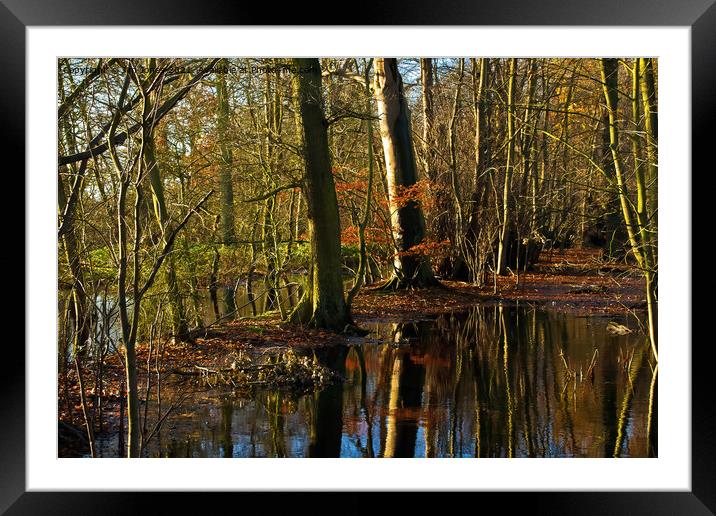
58, 57, 658, 458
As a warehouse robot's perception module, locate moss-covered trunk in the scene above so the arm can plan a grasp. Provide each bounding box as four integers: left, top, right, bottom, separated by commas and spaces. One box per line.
290, 58, 350, 331
143, 61, 188, 338
143, 130, 188, 338
216, 59, 236, 245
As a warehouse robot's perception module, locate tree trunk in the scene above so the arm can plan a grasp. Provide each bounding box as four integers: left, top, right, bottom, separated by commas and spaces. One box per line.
58, 170, 90, 355
420, 58, 435, 183
216, 59, 236, 245
464, 58, 490, 283
420, 58, 450, 276
638, 57, 658, 353
346, 59, 375, 310
142, 61, 188, 338
639, 58, 658, 223
601, 58, 657, 358
445, 59, 466, 277
289, 58, 351, 331
600, 59, 642, 263
374, 58, 439, 289
600, 106, 627, 258
497, 58, 517, 275
144, 130, 188, 338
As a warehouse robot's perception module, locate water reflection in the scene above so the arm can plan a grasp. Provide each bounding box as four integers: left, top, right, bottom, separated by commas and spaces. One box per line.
94, 304, 656, 458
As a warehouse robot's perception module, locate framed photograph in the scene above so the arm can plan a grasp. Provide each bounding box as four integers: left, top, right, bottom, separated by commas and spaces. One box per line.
11, 0, 712, 513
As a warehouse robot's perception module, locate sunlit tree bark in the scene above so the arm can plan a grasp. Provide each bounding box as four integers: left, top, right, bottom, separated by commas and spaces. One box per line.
639, 58, 658, 222
463, 58, 491, 284
601, 58, 657, 358
496, 58, 517, 275
374, 58, 439, 289
419, 58, 435, 183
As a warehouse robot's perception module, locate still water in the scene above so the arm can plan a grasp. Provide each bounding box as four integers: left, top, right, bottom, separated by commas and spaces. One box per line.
95, 303, 657, 458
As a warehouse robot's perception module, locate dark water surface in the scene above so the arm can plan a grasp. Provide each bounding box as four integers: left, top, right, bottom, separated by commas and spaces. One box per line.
93, 303, 657, 458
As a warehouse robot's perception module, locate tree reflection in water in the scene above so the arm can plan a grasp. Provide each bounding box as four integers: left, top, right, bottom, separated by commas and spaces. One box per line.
96, 305, 656, 458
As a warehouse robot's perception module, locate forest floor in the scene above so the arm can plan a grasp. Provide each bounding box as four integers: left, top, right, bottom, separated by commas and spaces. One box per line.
354, 247, 645, 320
58, 247, 647, 456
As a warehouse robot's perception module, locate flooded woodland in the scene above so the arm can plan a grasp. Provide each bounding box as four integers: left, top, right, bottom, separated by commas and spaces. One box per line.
58, 58, 657, 458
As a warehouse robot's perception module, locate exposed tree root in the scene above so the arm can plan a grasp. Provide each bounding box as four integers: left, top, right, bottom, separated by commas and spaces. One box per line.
286, 290, 368, 335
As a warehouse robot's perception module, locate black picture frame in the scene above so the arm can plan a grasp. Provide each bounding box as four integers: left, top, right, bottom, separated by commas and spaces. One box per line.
7, 0, 712, 513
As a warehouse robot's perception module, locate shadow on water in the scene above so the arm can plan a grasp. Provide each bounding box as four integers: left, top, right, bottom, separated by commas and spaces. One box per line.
91, 304, 657, 458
